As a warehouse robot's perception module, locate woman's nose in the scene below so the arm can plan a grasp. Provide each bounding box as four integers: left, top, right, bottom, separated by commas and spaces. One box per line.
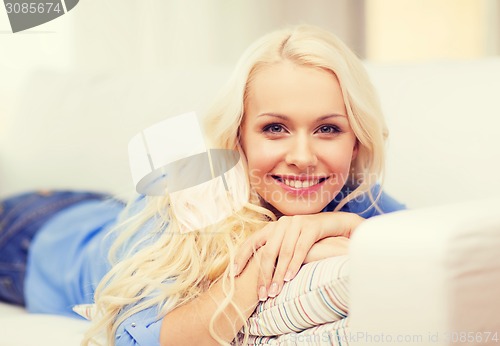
284, 135, 318, 170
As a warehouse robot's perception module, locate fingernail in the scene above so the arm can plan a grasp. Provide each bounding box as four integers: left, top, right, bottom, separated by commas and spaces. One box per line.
284, 270, 293, 282
268, 282, 278, 297
258, 286, 267, 301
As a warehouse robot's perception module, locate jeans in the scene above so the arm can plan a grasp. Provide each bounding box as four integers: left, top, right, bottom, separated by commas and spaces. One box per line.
0, 190, 112, 306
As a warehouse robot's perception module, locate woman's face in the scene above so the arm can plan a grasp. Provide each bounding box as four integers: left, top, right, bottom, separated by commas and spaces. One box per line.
240, 61, 358, 216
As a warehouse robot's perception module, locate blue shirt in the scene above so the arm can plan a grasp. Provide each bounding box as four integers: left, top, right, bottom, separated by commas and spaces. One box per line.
25, 186, 405, 346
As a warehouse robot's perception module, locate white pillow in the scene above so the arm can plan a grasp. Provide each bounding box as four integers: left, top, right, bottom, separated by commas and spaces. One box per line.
72, 304, 96, 321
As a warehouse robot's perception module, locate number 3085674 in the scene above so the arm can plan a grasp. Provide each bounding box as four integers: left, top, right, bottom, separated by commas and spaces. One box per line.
5, 2, 62, 14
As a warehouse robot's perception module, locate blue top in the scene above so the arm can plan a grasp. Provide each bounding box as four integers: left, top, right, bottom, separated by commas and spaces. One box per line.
25, 185, 405, 346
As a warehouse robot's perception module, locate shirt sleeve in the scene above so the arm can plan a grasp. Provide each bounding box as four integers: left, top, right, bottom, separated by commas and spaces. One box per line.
115, 305, 163, 346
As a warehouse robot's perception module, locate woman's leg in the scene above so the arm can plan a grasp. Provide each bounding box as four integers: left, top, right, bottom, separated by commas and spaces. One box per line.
0, 190, 112, 306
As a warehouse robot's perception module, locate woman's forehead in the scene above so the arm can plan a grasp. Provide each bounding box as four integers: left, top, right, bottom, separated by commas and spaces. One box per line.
244, 61, 345, 119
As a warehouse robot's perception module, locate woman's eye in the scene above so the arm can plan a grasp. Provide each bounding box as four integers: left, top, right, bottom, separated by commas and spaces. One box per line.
263, 124, 286, 133
317, 125, 341, 134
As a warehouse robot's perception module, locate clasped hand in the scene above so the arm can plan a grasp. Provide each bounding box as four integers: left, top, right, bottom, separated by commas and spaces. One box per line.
233, 211, 363, 301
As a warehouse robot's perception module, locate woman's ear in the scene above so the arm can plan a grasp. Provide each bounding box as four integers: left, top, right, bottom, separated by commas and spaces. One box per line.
351, 140, 359, 161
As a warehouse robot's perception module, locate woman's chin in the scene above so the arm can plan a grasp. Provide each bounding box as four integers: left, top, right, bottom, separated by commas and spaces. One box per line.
269, 202, 327, 216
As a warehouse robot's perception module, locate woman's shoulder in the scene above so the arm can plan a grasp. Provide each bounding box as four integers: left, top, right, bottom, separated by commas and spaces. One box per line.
324, 184, 406, 218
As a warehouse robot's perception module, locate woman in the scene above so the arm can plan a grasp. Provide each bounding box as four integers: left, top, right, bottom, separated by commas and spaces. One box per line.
88, 24, 404, 345
0, 25, 404, 345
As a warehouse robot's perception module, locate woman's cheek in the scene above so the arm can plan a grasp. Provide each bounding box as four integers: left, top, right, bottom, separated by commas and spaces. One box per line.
321, 149, 354, 179
250, 140, 283, 166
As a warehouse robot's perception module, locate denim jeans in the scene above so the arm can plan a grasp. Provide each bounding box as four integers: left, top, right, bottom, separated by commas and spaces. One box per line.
0, 190, 112, 306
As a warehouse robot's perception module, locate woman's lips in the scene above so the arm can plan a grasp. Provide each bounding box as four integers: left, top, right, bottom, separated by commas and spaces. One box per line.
271, 175, 328, 193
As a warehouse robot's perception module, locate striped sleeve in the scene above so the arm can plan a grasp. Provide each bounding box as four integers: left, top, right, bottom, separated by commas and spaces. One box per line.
245, 256, 350, 337
244, 318, 350, 345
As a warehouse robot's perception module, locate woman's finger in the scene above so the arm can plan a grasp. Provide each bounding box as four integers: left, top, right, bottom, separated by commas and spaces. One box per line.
255, 224, 286, 300
268, 217, 301, 297
272, 215, 324, 287
281, 231, 318, 284
233, 228, 267, 276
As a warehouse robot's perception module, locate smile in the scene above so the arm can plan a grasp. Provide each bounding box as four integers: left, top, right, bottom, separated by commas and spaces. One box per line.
271, 175, 328, 190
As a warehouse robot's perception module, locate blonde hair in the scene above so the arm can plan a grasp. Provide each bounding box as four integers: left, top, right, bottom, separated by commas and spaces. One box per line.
83, 24, 387, 345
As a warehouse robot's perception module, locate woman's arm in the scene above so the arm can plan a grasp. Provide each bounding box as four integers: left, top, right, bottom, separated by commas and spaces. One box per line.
159, 212, 362, 345
159, 255, 261, 346
304, 235, 350, 263
234, 211, 363, 300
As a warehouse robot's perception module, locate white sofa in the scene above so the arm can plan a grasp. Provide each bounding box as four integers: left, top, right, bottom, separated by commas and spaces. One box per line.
1, 59, 500, 345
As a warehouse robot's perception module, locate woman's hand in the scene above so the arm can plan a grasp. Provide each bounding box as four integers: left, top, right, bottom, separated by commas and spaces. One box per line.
233, 211, 363, 301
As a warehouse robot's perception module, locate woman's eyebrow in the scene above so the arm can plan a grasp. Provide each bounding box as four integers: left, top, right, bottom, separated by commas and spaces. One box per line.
317, 114, 347, 121
257, 113, 347, 120
257, 113, 288, 120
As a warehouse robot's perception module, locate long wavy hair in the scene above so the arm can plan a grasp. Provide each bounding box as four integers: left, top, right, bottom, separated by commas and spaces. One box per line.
83, 24, 388, 345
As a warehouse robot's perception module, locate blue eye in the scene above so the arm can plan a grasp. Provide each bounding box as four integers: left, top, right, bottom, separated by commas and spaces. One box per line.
263, 123, 286, 133
316, 125, 341, 134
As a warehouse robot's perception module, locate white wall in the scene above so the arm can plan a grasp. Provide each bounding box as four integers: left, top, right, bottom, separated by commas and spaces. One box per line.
0, 5, 73, 83
70, 0, 364, 71
365, 0, 500, 62
2, 0, 499, 75
0, 5, 73, 137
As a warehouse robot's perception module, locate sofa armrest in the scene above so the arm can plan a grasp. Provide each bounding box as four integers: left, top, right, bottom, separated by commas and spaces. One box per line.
348, 198, 500, 345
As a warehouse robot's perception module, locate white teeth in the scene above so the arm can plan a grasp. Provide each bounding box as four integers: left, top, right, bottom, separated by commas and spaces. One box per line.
280, 178, 321, 189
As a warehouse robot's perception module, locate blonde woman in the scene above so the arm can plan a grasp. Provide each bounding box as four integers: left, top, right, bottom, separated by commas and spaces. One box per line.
0, 25, 405, 345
